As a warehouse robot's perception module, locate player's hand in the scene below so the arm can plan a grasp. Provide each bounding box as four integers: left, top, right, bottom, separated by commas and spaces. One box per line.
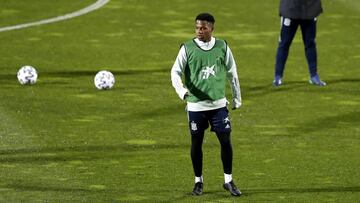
232, 98, 242, 110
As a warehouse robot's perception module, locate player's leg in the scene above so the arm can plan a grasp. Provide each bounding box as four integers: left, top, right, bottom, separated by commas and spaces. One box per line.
301, 18, 317, 77
188, 110, 208, 195
190, 131, 205, 183
215, 132, 233, 176
210, 107, 241, 196
274, 17, 299, 86
190, 130, 205, 195
300, 18, 326, 86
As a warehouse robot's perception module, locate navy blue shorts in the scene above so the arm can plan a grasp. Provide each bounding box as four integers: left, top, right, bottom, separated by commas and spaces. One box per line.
188, 107, 231, 134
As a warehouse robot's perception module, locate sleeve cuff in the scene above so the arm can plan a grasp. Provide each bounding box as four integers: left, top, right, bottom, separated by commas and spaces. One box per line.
232, 97, 242, 109
179, 88, 188, 100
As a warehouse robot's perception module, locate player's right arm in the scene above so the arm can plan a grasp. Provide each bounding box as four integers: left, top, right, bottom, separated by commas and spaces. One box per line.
171, 45, 189, 100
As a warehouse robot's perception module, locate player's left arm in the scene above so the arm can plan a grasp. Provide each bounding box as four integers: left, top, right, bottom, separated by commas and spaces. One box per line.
225, 45, 242, 110
171, 45, 189, 100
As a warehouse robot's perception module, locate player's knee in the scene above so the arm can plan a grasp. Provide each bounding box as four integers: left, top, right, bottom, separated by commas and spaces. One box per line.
216, 132, 231, 145
191, 132, 204, 145
305, 40, 316, 49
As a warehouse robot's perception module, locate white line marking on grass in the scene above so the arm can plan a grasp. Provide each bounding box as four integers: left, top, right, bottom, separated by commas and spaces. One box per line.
0, 0, 110, 33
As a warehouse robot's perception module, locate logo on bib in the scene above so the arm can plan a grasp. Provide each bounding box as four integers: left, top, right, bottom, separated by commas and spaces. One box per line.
201, 65, 216, 79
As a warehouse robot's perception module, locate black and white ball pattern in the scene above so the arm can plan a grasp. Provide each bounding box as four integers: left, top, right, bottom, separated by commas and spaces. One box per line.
17, 65, 38, 85
94, 70, 115, 90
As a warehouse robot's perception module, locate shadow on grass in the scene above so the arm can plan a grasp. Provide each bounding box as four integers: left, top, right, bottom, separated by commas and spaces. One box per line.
243, 77, 360, 98
324, 78, 360, 85
3, 182, 97, 193
243, 80, 311, 99
287, 110, 360, 134
244, 186, 360, 195
163, 191, 230, 202
0, 74, 16, 81
163, 185, 360, 202
0, 143, 188, 163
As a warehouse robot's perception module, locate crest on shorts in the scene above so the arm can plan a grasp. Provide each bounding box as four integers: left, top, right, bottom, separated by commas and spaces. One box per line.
191, 121, 198, 131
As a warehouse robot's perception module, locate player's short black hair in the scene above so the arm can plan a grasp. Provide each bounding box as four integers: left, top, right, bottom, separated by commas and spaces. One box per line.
195, 13, 215, 24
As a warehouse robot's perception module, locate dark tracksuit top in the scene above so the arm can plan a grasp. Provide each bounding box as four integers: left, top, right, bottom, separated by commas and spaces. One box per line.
280, 0, 323, 19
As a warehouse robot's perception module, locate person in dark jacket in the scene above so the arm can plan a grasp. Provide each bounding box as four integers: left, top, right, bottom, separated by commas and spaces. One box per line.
273, 0, 326, 86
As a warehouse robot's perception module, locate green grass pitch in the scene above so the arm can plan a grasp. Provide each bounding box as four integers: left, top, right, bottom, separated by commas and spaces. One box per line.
0, 0, 359, 202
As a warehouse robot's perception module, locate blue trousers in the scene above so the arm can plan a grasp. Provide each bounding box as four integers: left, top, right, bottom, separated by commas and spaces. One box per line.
275, 17, 318, 78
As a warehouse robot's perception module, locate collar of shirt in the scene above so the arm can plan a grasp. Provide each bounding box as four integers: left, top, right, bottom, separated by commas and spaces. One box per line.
194, 37, 215, 51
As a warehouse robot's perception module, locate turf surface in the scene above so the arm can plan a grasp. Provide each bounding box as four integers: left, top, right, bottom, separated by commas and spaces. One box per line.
0, 0, 359, 202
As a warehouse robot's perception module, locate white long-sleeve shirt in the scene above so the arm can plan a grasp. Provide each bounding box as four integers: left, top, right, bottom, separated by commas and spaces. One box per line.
171, 37, 241, 112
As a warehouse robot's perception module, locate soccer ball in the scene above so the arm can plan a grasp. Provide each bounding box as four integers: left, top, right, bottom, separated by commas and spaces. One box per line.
17, 65, 38, 85
94, 70, 115, 90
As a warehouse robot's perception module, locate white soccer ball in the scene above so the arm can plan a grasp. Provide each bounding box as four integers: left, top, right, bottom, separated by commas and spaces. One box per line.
17, 65, 38, 85
94, 70, 115, 90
